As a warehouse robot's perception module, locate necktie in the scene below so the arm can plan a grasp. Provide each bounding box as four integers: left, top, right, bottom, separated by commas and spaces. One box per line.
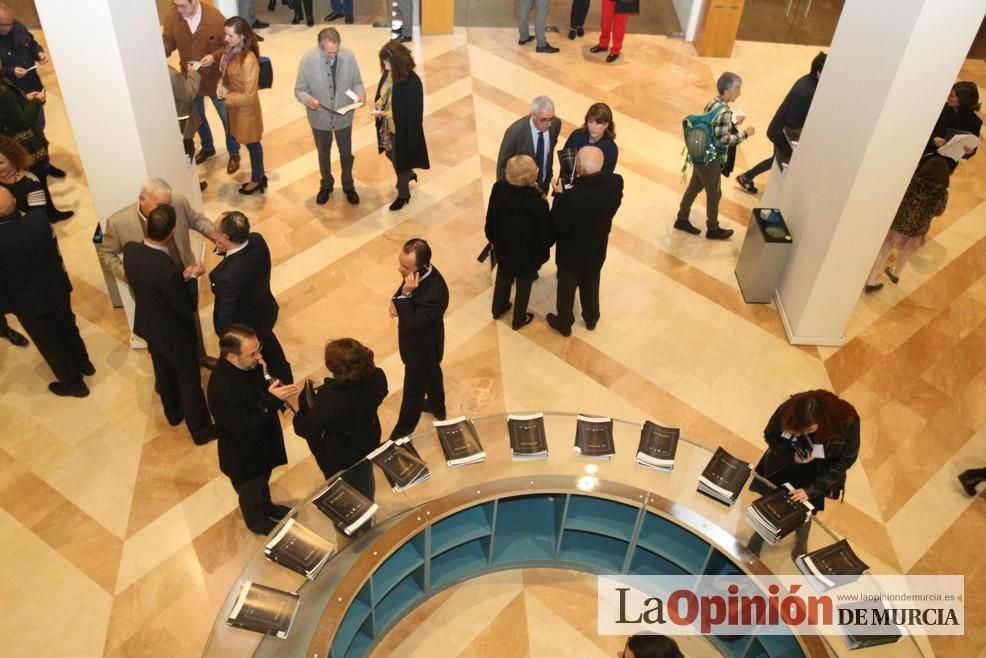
535, 130, 545, 186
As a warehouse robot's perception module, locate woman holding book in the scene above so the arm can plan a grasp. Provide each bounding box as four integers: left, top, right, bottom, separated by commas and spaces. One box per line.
922, 81, 981, 172
293, 338, 388, 500
749, 389, 860, 559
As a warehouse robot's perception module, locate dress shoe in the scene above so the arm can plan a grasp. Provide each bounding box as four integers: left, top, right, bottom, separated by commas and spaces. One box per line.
706, 227, 734, 240
252, 20, 269, 29
673, 219, 701, 235
493, 301, 513, 320
248, 517, 278, 535
292, 12, 302, 24
585, 319, 597, 331
590, 45, 608, 53
398, 35, 412, 43
577, 27, 585, 37
606, 53, 621, 63
345, 189, 360, 205
545, 313, 571, 337
1, 325, 28, 347
200, 356, 218, 370
389, 196, 410, 211
238, 176, 268, 195
518, 36, 535, 45
316, 187, 332, 205
266, 504, 292, 520
48, 380, 89, 398
959, 470, 986, 496
227, 155, 241, 174
307, 15, 315, 26
345, 14, 354, 24
195, 148, 215, 164
199, 181, 208, 192
49, 209, 74, 223
409, 172, 418, 183
79, 361, 96, 376
423, 402, 447, 421
193, 425, 217, 445
864, 283, 884, 294
268, 0, 276, 10
568, 29, 577, 40
513, 312, 535, 330
884, 267, 900, 284
46, 163, 67, 178
536, 43, 560, 54
324, 11, 343, 21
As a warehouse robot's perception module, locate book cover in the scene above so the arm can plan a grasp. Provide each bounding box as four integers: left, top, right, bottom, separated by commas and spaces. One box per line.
226, 581, 300, 639
755, 484, 813, 529
837, 600, 902, 649
434, 416, 486, 466
797, 539, 870, 591
368, 439, 431, 491
264, 518, 336, 580
697, 447, 752, 505
636, 421, 680, 469
573, 415, 615, 459
507, 413, 549, 460
313, 477, 379, 536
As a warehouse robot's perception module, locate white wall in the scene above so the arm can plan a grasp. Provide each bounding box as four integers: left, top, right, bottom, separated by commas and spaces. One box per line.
673, 0, 706, 41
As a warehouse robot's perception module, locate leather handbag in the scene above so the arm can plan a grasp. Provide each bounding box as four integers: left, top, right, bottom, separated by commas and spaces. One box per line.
258, 56, 274, 90
300, 378, 319, 413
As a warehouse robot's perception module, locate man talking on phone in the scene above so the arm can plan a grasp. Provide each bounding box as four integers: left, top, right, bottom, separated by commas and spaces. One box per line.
388, 238, 449, 440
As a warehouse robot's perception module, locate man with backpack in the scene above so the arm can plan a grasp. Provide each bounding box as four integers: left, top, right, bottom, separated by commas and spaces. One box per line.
675, 72, 755, 240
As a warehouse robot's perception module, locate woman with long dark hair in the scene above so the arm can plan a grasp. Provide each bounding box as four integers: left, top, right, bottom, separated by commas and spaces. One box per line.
293, 338, 388, 500
563, 102, 618, 174
371, 40, 429, 211
216, 16, 266, 194
924, 81, 982, 171
748, 390, 860, 559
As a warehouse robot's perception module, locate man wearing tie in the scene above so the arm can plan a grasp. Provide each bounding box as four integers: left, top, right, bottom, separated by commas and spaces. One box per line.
496, 95, 562, 193
210, 211, 293, 384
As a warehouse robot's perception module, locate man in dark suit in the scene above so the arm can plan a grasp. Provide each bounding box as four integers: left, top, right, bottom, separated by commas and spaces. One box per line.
546, 146, 624, 337
389, 238, 450, 439
210, 211, 293, 384
123, 204, 214, 444
207, 324, 300, 534
496, 95, 562, 192
0, 188, 92, 396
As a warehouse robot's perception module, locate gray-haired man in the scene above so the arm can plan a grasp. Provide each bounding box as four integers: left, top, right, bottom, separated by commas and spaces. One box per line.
295, 27, 366, 205
496, 95, 562, 193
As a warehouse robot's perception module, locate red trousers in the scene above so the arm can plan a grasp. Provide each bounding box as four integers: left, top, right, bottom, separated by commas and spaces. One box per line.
598, 0, 630, 54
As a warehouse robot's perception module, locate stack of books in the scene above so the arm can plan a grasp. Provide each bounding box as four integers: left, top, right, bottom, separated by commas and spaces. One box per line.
263, 518, 335, 580
635, 421, 680, 471
313, 478, 378, 536
368, 437, 432, 492
434, 416, 486, 467
573, 415, 615, 460
837, 600, 903, 650
226, 581, 300, 639
697, 447, 752, 506
746, 483, 814, 544
507, 413, 549, 460
795, 539, 869, 592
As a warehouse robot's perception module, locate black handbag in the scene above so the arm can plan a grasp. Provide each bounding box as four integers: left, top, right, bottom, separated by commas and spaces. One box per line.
258, 56, 273, 90
477, 242, 496, 270
299, 378, 319, 413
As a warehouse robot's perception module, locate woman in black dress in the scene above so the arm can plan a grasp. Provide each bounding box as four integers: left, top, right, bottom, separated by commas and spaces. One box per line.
293, 338, 388, 499
924, 81, 982, 171
371, 40, 429, 211
748, 390, 860, 559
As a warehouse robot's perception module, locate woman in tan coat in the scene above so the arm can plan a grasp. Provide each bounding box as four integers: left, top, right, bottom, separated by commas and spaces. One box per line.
216, 17, 265, 194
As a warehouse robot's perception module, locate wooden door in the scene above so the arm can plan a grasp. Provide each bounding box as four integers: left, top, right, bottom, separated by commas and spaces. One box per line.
695, 0, 747, 58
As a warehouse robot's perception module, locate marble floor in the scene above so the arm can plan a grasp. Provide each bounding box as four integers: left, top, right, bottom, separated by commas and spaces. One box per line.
1, 9, 985, 658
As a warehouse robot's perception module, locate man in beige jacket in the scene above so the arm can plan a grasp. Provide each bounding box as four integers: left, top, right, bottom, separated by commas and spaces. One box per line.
98, 178, 217, 368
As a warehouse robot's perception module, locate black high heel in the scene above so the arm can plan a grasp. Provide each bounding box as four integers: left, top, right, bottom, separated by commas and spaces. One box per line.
409, 172, 418, 183
389, 196, 410, 211
239, 175, 268, 195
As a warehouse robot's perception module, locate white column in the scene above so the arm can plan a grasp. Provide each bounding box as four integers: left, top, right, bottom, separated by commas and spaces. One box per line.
35, 0, 204, 336
762, 0, 986, 346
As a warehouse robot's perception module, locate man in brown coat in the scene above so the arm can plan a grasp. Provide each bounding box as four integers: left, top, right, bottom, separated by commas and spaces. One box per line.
163, 0, 241, 174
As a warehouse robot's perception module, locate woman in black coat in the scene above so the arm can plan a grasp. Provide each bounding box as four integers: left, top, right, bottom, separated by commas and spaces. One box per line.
485, 154, 553, 330
371, 40, 429, 211
748, 389, 860, 560
293, 338, 388, 500
923, 81, 982, 171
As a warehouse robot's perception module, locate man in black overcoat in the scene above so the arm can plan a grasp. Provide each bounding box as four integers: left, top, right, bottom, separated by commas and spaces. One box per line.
210, 211, 293, 384
546, 146, 624, 337
0, 188, 91, 396
207, 324, 300, 534
389, 238, 450, 439
123, 204, 213, 444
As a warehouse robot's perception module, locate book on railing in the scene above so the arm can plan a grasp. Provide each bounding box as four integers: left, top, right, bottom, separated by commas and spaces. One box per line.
313, 477, 379, 536
837, 600, 903, 650
226, 581, 300, 639
636, 421, 680, 471
368, 437, 432, 492
745, 482, 813, 544
697, 447, 752, 506
507, 412, 549, 460
795, 539, 870, 592
263, 518, 335, 580
434, 416, 486, 467
573, 415, 615, 460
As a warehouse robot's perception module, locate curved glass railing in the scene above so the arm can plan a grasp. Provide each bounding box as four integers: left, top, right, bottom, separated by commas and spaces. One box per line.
202, 412, 926, 658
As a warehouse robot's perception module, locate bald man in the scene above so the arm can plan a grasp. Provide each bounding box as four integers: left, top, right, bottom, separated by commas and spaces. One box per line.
546, 146, 624, 337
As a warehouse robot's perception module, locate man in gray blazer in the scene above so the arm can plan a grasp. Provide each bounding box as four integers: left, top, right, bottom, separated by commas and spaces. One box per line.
98, 178, 217, 368
496, 95, 562, 193
294, 27, 366, 205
